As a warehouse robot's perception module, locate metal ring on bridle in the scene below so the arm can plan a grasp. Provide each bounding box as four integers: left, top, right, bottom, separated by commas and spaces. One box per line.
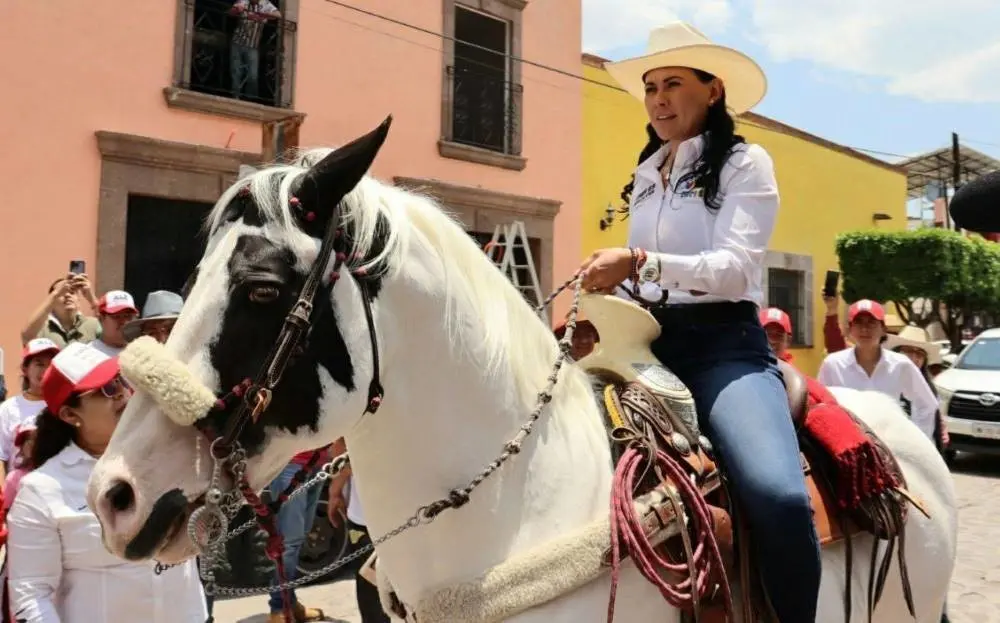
188, 503, 229, 551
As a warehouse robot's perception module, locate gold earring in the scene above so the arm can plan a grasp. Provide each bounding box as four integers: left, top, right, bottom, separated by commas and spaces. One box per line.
74, 422, 82, 428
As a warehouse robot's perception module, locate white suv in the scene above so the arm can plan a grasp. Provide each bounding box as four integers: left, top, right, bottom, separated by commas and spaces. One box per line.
934, 328, 1000, 460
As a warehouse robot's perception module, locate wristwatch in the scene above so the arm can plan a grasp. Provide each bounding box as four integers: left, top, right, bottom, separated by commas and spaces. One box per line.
638, 256, 661, 284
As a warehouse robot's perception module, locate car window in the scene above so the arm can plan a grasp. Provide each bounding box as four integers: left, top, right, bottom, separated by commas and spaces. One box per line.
956, 337, 1000, 370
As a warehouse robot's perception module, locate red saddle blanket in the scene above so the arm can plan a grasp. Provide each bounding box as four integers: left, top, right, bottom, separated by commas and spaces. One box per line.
801, 377, 900, 511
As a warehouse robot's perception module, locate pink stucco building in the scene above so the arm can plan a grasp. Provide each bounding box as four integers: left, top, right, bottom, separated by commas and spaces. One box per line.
0, 0, 582, 375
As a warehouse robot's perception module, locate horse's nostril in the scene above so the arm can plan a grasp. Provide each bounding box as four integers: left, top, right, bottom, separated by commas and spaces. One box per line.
106, 480, 136, 513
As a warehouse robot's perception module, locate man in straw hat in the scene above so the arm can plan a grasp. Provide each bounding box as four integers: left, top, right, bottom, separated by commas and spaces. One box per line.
578, 22, 821, 622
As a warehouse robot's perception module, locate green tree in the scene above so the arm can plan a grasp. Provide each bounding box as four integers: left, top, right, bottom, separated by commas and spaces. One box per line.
835, 229, 1000, 350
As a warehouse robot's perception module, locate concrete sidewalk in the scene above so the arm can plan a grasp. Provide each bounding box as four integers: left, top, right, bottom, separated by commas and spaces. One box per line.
211, 579, 360, 623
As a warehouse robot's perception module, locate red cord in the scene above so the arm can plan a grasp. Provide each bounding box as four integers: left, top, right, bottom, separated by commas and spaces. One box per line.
239, 479, 295, 623
607, 446, 733, 622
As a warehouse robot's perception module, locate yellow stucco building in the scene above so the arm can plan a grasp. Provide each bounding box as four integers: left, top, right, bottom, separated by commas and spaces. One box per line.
581, 54, 907, 376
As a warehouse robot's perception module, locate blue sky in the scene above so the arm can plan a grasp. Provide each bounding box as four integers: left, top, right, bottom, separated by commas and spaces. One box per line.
581, 1, 1000, 165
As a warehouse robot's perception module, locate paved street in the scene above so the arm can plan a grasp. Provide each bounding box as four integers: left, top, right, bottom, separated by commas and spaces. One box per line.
215, 456, 1000, 622
947, 453, 1000, 622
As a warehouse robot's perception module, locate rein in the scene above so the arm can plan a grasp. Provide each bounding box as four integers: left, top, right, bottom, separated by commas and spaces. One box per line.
161, 195, 587, 619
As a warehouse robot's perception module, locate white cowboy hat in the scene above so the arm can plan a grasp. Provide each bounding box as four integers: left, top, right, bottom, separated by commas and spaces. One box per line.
604, 22, 767, 115
885, 325, 943, 367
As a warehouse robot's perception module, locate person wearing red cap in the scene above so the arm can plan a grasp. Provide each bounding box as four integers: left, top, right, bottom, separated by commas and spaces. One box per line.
553, 319, 599, 361
90, 290, 140, 357
0, 338, 61, 482
817, 300, 939, 439
758, 307, 794, 364
6, 342, 208, 622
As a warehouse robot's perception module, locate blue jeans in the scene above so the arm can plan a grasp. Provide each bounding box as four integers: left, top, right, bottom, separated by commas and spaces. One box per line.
650, 308, 821, 622
230, 43, 260, 97
267, 463, 324, 613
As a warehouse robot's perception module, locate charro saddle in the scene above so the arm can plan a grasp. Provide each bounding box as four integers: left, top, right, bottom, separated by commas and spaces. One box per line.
574, 294, 916, 623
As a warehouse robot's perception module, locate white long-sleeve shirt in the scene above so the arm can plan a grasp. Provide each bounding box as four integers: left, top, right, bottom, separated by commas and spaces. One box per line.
625, 135, 778, 305
7, 443, 207, 623
817, 347, 939, 439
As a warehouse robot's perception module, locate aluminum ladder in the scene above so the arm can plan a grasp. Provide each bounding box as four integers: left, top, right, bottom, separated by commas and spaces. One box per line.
484, 221, 544, 317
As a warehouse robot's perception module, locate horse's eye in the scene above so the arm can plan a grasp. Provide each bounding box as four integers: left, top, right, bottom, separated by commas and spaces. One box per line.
249, 285, 280, 303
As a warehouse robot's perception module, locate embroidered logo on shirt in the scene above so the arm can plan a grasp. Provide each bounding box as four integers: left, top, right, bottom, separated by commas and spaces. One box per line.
674, 176, 704, 200
633, 183, 656, 206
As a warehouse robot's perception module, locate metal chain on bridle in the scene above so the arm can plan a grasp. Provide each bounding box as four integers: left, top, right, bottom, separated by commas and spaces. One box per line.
154, 270, 589, 604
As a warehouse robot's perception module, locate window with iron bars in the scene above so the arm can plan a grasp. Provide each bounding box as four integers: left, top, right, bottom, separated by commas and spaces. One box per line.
767, 268, 808, 346
447, 6, 522, 156
180, 0, 295, 108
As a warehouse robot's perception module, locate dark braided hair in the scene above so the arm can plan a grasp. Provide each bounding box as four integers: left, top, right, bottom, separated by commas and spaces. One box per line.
620, 69, 746, 214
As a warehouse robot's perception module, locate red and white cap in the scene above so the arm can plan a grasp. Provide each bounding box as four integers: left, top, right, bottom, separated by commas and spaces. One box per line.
98, 290, 138, 314
22, 337, 60, 361
14, 423, 37, 448
41, 342, 120, 413
848, 299, 886, 323
758, 307, 792, 334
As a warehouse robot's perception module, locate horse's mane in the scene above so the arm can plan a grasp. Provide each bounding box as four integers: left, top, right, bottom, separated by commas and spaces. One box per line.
205, 148, 559, 399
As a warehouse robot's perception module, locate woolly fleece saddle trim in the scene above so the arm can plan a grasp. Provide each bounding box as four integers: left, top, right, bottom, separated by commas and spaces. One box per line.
378, 490, 682, 623
119, 336, 217, 427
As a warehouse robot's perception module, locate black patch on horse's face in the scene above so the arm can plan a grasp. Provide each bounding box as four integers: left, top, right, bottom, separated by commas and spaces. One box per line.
218, 186, 268, 228
205, 234, 357, 455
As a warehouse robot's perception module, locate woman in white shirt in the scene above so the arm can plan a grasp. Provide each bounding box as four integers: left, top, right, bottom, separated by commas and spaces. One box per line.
0, 339, 60, 477
7, 343, 207, 623
818, 300, 939, 439
579, 22, 820, 622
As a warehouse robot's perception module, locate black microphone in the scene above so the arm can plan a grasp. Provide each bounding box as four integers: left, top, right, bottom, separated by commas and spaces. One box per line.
950, 170, 1000, 232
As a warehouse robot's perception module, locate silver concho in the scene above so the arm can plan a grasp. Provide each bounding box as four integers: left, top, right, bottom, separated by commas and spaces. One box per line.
671, 431, 692, 455
633, 363, 701, 440
669, 399, 700, 438
698, 435, 713, 454
189, 504, 229, 552
633, 363, 687, 393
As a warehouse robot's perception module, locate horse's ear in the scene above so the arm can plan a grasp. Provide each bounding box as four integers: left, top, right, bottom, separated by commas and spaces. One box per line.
297, 115, 392, 212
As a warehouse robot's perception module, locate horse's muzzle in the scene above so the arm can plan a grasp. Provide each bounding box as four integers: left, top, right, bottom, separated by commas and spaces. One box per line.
123, 488, 190, 561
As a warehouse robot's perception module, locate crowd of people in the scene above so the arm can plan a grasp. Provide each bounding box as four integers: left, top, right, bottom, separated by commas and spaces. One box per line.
0, 273, 390, 623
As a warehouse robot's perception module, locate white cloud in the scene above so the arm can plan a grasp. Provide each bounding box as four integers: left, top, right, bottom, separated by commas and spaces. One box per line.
581, 0, 1000, 103
581, 0, 733, 56
747, 0, 1000, 103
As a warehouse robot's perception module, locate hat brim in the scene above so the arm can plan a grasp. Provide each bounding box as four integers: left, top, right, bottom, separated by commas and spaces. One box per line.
123, 315, 179, 343
102, 304, 139, 315
73, 357, 121, 394
604, 43, 767, 115
884, 335, 942, 366
849, 311, 886, 324
761, 320, 791, 334
23, 346, 60, 362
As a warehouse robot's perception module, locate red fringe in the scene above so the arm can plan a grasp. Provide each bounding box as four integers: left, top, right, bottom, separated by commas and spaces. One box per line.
802, 378, 899, 510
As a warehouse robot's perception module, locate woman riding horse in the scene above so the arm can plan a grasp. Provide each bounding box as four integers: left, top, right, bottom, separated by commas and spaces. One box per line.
579, 22, 821, 622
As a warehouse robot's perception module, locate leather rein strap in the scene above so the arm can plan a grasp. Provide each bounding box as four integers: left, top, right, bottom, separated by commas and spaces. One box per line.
203, 201, 385, 453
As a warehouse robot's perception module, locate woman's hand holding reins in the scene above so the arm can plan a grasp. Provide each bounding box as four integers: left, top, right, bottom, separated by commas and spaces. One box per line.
579, 248, 633, 294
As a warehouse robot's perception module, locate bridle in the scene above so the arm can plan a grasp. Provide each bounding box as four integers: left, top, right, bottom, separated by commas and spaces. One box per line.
199, 192, 385, 454
176, 188, 386, 621
157, 182, 586, 622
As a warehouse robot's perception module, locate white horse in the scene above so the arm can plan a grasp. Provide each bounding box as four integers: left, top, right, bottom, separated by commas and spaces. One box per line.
87, 119, 956, 622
